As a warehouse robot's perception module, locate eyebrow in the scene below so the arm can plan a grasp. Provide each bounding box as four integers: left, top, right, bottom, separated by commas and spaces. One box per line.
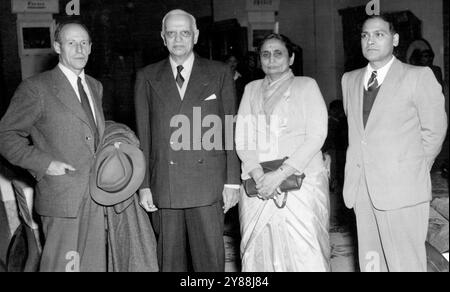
362, 29, 389, 34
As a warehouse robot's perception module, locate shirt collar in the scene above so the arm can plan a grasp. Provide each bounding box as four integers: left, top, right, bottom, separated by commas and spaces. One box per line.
365, 56, 395, 89
169, 53, 195, 79
58, 63, 85, 83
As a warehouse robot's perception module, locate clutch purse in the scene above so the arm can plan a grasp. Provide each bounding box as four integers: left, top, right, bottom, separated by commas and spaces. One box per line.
243, 157, 305, 209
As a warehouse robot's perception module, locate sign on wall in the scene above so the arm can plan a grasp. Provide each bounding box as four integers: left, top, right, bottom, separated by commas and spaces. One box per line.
11, 0, 59, 14
246, 0, 280, 11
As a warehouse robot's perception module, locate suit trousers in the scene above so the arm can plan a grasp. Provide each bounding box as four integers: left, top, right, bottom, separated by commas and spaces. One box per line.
354, 175, 429, 272
40, 193, 106, 272
151, 201, 225, 272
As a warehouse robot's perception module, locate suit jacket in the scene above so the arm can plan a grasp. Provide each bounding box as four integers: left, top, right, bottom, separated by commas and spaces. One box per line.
341, 58, 447, 210
0, 67, 105, 218
134, 55, 241, 209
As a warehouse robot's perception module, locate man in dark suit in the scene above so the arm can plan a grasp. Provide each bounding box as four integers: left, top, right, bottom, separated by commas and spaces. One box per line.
135, 9, 241, 272
341, 15, 447, 272
0, 22, 107, 271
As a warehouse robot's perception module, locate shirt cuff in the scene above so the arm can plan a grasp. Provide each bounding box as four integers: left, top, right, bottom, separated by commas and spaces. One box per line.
224, 184, 241, 189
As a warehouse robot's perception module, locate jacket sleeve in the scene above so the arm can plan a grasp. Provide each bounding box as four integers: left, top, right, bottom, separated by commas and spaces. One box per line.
134, 70, 152, 189
0, 80, 53, 181
413, 67, 448, 169
220, 66, 241, 185
284, 79, 328, 173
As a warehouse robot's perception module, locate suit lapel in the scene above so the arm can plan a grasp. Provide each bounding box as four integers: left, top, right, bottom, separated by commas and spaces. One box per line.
52, 67, 91, 128
85, 76, 105, 138
152, 59, 183, 110
365, 59, 403, 132
182, 56, 210, 107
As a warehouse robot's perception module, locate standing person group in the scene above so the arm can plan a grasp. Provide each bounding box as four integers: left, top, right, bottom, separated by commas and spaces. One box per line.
0, 9, 447, 273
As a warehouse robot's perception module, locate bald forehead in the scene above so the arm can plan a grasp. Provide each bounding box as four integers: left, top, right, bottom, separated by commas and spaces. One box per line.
59, 23, 90, 42
164, 14, 193, 29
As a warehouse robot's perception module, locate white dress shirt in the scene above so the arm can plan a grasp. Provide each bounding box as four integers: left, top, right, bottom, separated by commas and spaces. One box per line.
364, 56, 396, 90
58, 63, 97, 123
169, 53, 195, 100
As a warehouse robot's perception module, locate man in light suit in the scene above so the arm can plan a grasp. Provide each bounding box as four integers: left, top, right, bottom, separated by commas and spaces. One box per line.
0, 22, 107, 271
341, 15, 447, 272
135, 9, 240, 272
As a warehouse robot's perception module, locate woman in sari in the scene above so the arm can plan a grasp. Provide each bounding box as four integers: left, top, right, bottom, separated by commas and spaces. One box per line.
235, 34, 330, 272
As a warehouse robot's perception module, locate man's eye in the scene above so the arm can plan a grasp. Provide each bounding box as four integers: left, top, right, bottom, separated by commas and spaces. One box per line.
166, 31, 176, 38
181, 31, 192, 37
261, 52, 270, 59
376, 32, 384, 38
361, 33, 368, 39
81, 41, 88, 46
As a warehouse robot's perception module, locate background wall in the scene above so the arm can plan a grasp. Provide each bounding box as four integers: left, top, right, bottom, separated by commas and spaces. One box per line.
214, 0, 446, 105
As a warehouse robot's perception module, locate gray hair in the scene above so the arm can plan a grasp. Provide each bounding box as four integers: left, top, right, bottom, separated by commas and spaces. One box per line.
161, 9, 198, 33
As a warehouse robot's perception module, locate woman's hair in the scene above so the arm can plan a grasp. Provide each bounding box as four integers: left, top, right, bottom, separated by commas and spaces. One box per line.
258, 33, 295, 57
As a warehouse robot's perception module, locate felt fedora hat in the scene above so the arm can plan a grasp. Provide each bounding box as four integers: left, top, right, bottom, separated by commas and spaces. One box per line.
90, 142, 145, 206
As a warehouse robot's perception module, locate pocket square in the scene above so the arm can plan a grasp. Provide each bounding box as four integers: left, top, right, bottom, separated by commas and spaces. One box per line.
205, 94, 217, 101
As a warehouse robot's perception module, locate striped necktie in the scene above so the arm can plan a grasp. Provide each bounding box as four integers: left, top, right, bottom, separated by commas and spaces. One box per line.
367, 71, 378, 91
176, 65, 184, 88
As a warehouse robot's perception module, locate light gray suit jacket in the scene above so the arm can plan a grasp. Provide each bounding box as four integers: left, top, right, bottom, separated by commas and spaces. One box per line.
0, 67, 105, 218
342, 59, 447, 210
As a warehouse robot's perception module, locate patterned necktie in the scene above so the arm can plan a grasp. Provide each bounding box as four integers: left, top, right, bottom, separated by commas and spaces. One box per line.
176, 65, 185, 88
367, 71, 378, 91
77, 77, 99, 148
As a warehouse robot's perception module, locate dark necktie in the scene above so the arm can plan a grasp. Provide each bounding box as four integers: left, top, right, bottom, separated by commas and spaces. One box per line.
367, 71, 378, 91
77, 77, 99, 148
176, 65, 185, 88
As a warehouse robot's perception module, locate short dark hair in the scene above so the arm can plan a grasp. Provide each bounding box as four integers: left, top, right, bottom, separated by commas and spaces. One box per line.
362, 13, 397, 35
258, 33, 295, 57
54, 20, 91, 43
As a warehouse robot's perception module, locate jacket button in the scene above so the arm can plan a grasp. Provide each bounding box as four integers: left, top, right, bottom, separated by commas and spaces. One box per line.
169, 161, 175, 165
86, 136, 91, 141
198, 159, 204, 164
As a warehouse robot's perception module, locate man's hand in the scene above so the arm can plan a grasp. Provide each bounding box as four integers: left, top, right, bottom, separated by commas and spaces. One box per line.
139, 188, 158, 213
223, 187, 240, 214
45, 161, 76, 176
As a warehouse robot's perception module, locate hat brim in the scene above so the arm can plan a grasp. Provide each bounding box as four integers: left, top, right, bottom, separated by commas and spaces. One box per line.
90, 143, 145, 206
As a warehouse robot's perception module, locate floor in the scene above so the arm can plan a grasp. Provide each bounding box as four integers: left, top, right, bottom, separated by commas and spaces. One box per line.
223, 167, 449, 272
223, 184, 359, 272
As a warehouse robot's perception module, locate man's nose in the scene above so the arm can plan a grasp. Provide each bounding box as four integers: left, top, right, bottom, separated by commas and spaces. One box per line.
175, 33, 183, 42
75, 43, 83, 53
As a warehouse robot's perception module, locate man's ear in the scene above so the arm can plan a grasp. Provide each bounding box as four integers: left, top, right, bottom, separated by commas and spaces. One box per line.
53, 41, 61, 54
193, 29, 199, 45
393, 33, 400, 47
290, 53, 295, 66
161, 32, 167, 46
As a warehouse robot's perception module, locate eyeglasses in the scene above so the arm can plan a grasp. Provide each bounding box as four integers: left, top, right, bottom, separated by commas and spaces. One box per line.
164, 30, 193, 39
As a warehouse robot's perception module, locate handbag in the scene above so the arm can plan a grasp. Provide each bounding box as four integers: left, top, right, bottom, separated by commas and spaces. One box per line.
243, 157, 305, 208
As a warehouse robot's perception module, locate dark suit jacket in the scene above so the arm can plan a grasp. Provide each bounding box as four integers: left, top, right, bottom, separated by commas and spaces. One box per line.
0, 67, 105, 218
134, 55, 241, 209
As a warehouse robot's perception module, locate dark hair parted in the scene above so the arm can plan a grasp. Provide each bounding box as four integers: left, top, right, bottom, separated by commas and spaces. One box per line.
54, 20, 91, 43
362, 13, 398, 35
258, 33, 295, 57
